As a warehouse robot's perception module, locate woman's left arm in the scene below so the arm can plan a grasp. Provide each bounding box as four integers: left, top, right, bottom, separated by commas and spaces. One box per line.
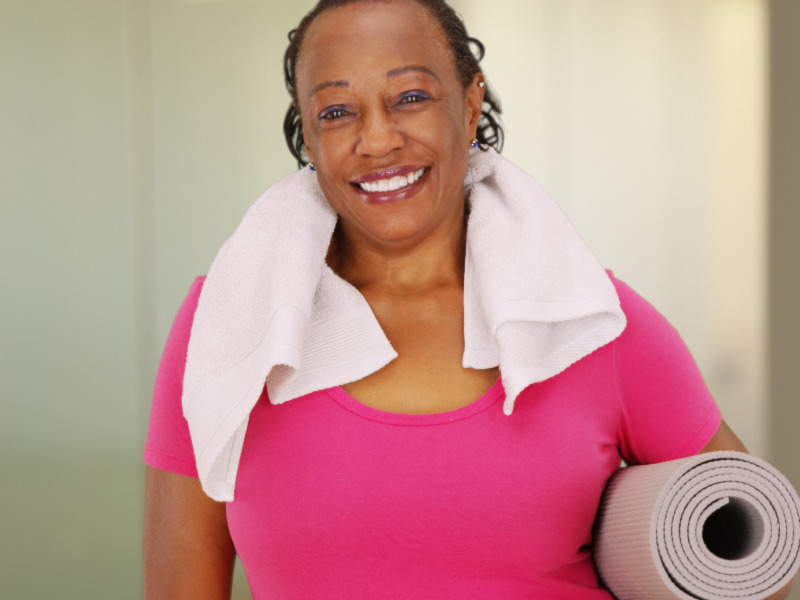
699, 420, 797, 600
699, 419, 747, 453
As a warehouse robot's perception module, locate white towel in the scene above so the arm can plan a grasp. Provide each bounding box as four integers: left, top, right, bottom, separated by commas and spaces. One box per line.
183, 148, 627, 501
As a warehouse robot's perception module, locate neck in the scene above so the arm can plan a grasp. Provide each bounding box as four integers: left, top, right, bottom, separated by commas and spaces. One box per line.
327, 206, 468, 297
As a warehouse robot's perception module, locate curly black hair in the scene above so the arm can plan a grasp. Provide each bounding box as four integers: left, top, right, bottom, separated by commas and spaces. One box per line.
282, 0, 504, 168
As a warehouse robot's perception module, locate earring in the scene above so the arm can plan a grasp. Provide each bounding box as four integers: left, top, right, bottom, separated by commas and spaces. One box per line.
308, 163, 315, 172
478, 81, 485, 88
470, 139, 479, 149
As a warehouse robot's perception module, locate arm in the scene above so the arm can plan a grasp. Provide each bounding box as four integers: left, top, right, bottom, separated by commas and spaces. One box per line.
699, 420, 797, 600
609, 276, 795, 598
698, 419, 747, 454
143, 278, 234, 597
143, 466, 236, 600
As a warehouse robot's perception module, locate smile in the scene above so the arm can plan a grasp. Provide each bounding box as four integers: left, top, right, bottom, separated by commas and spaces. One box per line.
355, 167, 427, 193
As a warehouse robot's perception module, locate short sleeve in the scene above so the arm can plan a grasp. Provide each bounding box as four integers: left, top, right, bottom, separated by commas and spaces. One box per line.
611, 274, 721, 465
143, 276, 206, 478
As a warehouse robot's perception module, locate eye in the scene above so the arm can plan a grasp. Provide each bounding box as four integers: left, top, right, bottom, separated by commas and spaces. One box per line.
397, 90, 430, 105
319, 106, 351, 121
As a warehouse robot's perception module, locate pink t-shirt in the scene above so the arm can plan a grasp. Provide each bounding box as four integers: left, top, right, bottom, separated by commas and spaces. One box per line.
144, 273, 721, 599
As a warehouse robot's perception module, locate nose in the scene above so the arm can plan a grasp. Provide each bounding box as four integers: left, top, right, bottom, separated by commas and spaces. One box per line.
355, 107, 404, 157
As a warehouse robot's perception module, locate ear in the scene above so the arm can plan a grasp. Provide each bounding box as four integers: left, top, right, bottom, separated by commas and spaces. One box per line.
464, 74, 485, 139
303, 130, 315, 165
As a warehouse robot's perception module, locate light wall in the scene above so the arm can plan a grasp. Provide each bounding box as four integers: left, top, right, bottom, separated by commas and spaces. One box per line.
1, 1, 143, 596
460, 0, 768, 455
0, 1, 782, 598
1, 0, 140, 458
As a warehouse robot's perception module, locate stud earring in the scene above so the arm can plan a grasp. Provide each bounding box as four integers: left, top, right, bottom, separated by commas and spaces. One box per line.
478, 81, 485, 88
470, 139, 479, 149
308, 163, 315, 172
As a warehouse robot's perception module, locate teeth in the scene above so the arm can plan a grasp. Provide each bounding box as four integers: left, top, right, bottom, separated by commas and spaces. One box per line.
358, 168, 425, 193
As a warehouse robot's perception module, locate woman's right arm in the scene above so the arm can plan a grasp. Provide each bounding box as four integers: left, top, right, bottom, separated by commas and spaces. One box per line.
143, 466, 236, 599
144, 277, 233, 597
144, 277, 237, 597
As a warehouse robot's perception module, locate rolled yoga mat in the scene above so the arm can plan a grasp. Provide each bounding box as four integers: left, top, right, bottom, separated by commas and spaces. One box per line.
594, 451, 800, 600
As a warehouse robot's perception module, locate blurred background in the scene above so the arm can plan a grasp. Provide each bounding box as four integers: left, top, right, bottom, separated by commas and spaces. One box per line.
1, 0, 797, 597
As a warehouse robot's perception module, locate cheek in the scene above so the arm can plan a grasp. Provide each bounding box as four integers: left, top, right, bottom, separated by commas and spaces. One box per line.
314, 169, 358, 222
306, 126, 351, 171
315, 170, 344, 205
424, 109, 470, 169
429, 112, 471, 166
426, 104, 468, 139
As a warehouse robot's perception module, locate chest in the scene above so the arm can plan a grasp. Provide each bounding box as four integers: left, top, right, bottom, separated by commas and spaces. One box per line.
226, 356, 623, 597
343, 290, 500, 413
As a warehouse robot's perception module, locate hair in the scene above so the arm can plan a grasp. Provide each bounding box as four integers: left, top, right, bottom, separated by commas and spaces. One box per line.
282, 0, 504, 168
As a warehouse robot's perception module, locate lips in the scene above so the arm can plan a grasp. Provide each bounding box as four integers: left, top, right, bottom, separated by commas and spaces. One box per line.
352, 165, 428, 188
354, 167, 426, 193
349, 166, 430, 207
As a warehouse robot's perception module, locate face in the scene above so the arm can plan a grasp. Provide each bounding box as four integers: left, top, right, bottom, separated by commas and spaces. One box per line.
295, 0, 484, 251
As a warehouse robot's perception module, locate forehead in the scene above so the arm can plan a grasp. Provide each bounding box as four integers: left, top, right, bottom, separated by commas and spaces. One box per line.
296, 0, 455, 96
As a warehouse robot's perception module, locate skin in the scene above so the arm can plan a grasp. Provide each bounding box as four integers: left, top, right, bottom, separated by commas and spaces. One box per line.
142, 1, 795, 598
299, 1, 480, 255
297, 0, 496, 413
143, 467, 236, 599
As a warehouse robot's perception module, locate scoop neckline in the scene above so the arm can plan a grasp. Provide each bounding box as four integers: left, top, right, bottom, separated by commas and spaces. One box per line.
325, 377, 504, 426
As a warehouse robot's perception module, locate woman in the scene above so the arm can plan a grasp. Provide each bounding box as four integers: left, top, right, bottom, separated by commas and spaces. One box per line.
143, 0, 792, 598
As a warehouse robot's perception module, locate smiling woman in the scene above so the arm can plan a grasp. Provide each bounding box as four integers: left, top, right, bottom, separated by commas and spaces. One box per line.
299, 2, 482, 266
142, 1, 794, 599
291, 1, 487, 257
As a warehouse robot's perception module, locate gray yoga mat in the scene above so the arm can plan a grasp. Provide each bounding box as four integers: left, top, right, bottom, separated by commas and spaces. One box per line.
594, 451, 800, 600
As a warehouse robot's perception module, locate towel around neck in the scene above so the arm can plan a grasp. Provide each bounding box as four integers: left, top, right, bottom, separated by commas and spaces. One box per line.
183, 148, 626, 501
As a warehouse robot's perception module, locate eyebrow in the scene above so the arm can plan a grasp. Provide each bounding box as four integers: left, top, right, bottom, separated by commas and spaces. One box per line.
306, 65, 441, 103
307, 80, 349, 104
386, 64, 441, 82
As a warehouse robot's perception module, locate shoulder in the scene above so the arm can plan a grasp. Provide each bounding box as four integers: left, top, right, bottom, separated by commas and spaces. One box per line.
606, 270, 656, 322
604, 271, 721, 463
164, 276, 206, 346
605, 270, 682, 351
144, 276, 208, 478
179, 276, 206, 320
